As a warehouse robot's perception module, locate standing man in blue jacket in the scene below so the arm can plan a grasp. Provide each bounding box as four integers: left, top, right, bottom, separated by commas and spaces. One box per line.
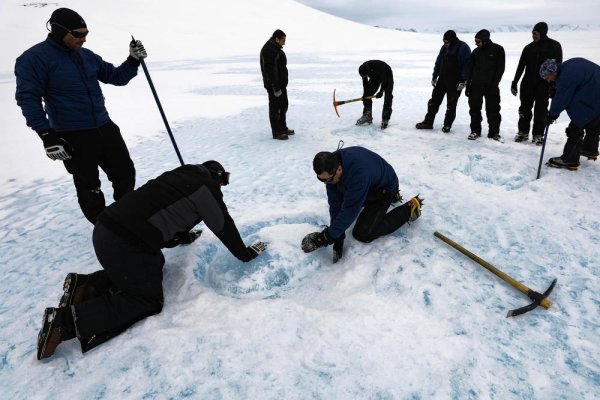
15, 8, 147, 224
301, 146, 423, 263
540, 58, 600, 170
416, 30, 471, 133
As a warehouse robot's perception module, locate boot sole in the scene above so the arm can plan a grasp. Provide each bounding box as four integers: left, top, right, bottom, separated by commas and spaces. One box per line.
59, 273, 78, 308
546, 162, 579, 171
37, 308, 61, 360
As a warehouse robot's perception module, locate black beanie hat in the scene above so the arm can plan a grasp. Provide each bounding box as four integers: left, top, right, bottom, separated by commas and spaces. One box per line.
202, 160, 229, 185
533, 22, 548, 37
272, 29, 286, 39
443, 30, 457, 41
475, 29, 490, 42
49, 8, 86, 39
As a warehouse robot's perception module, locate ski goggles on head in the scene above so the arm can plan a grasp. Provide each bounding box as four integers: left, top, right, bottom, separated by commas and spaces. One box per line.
49, 22, 89, 38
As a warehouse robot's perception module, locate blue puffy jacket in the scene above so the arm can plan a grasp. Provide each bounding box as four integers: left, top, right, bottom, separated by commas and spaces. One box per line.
549, 58, 600, 128
325, 146, 399, 239
15, 36, 138, 133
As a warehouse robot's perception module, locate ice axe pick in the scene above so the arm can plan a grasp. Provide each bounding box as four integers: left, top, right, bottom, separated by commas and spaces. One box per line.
433, 231, 557, 317
333, 89, 376, 118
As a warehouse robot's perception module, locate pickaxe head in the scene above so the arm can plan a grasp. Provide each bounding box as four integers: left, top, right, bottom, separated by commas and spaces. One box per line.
506, 278, 557, 317
333, 89, 341, 118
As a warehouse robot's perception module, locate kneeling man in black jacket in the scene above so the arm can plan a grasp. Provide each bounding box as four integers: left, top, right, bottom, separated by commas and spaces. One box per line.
37, 161, 266, 359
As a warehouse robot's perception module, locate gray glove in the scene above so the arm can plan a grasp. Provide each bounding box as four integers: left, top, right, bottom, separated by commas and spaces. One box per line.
273, 88, 282, 97
129, 39, 147, 60
456, 81, 466, 92
431, 76, 438, 87
244, 241, 267, 262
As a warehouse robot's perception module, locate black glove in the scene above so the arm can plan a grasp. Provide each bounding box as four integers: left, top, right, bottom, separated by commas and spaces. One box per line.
37, 129, 73, 161
465, 82, 471, 98
163, 229, 202, 247
545, 115, 557, 126
511, 81, 518, 96
301, 229, 334, 253
243, 241, 267, 262
431, 76, 438, 87
456, 81, 466, 92
333, 237, 344, 263
375, 91, 383, 99
548, 83, 556, 98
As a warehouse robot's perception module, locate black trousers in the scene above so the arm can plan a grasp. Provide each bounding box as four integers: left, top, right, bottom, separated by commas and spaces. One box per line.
73, 222, 164, 352
61, 120, 135, 224
468, 86, 502, 135
561, 117, 600, 163
518, 82, 550, 136
423, 82, 462, 127
352, 196, 411, 243
265, 87, 289, 136
362, 84, 394, 121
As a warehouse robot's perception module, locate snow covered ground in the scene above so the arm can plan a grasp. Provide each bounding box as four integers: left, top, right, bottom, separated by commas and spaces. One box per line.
1, 1, 599, 399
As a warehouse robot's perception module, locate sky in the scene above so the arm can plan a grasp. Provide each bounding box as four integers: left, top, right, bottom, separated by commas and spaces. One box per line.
1, 0, 599, 399
296, 0, 600, 30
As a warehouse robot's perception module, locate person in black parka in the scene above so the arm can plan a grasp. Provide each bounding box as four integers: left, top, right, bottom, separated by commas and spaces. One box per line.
260, 29, 293, 140
355, 60, 394, 129
416, 30, 471, 133
36, 162, 267, 360
466, 29, 505, 141
512, 22, 563, 144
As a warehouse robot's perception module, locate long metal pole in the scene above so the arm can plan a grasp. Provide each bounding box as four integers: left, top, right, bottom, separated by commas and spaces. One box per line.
536, 124, 550, 179
134, 37, 184, 166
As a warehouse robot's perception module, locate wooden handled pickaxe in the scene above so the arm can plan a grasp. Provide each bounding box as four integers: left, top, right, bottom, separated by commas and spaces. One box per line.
433, 231, 557, 317
333, 89, 376, 118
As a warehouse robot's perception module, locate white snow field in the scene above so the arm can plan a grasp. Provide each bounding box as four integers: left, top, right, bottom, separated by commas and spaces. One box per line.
0, 1, 599, 399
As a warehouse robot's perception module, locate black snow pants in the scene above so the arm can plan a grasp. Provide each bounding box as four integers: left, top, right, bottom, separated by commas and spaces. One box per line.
518, 81, 550, 137
265, 87, 289, 136
72, 222, 164, 352
468, 85, 502, 136
62, 120, 135, 224
352, 190, 411, 243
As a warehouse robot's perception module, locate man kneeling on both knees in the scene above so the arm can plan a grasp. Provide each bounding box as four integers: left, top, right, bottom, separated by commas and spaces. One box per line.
302, 146, 423, 263
37, 161, 267, 360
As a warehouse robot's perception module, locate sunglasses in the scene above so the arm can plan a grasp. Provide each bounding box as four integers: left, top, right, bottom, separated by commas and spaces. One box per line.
51, 22, 89, 38
443, 40, 450, 44
475, 39, 482, 44
317, 171, 336, 183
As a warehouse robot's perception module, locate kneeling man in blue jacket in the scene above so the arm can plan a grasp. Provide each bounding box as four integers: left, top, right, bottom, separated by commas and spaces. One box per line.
302, 146, 423, 263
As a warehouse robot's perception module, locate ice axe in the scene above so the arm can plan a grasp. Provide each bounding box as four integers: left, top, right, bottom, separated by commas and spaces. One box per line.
433, 231, 556, 317
333, 89, 376, 118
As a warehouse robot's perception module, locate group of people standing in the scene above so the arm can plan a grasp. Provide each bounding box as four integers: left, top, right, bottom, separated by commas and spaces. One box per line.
414, 23, 600, 170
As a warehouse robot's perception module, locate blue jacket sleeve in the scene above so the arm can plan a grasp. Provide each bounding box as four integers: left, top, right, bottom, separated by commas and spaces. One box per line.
14, 53, 51, 133
549, 72, 578, 119
94, 53, 138, 86
327, 172, 371, 239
